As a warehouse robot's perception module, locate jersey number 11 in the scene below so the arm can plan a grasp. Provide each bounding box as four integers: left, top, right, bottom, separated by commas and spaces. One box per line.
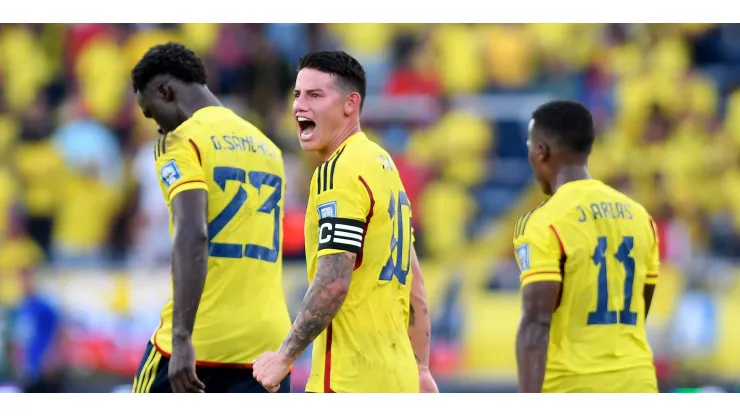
588, 235, 638, 326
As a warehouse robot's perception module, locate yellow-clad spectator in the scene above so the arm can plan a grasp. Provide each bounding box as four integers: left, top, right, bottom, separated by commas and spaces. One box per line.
529, 23, 603, 70
0, 24, 52, 113
432, 110, 493, 186
480, 24, 536, 88
0, 168, 19, 238
75, 35, 128, 123
52, 163, 122, 263
11, 97, 65, 259
723, 89, 740, 144
0, 208, 44, 306
327, 24, 395, 55
432, 24, 486, 94
0, 112, 20, 161
123, 26, 180, 73
180, 24, 220, 56
50, 98, 125, 263
419, 180, 476, 259
612, 75, 655, 140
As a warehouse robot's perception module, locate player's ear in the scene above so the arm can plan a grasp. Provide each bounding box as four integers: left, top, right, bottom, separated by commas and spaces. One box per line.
344, 92, 361, 116
536, 141, 550, 162
158, 81, 174, 102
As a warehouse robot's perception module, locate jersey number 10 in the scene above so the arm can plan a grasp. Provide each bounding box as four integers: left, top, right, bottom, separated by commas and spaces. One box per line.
379, 190, 413, 285
588, 235, 638, 326
208, 166, 282, 263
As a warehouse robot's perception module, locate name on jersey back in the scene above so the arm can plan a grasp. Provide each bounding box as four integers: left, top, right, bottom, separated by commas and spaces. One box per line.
577, 201, 634, 223
209, 134, 278, 159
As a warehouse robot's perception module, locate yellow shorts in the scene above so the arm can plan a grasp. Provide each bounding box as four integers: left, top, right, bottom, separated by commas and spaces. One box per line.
543, 367, 658, 393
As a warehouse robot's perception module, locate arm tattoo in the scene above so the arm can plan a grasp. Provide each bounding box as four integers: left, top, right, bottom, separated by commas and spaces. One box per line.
409, 303, 421, 365
408, 298, 430, 367
279, 252, 355, 360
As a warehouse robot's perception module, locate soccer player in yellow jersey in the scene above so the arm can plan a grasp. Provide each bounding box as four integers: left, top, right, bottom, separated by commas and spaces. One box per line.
253, 51, 438, 393
514, 100, 660, 393
130, 43, 292, 393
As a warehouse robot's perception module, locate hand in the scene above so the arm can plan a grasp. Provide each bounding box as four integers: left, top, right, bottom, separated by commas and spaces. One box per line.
419, 368, 439, 393
253, 351, 292, 393
168, 339, 205, 393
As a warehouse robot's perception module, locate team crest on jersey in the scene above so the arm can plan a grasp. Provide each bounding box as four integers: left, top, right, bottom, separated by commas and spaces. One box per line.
317, 201, 338, 219
516, 244, 530, 271
160, 160, 182, 188
377, 154, 395, 171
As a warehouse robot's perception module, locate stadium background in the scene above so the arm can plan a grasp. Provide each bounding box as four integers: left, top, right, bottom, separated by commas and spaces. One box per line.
0, 23, 738, 393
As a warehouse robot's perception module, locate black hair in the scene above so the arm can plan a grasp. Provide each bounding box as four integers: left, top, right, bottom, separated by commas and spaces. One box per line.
531, 100, 595, 155
131, 42, 207, 93
297, 51, 367, 110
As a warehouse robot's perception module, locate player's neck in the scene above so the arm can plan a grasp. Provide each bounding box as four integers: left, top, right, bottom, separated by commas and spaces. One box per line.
320, 122, 361, 161
180, 86, 223, 119
551, 164, 591, 193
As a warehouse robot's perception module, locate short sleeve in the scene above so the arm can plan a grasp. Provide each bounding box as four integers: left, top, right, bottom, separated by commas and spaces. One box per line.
155, 134, 207, 203
314, 163, 371, 257
513, 220, 564, 288
646, 217, 660, 285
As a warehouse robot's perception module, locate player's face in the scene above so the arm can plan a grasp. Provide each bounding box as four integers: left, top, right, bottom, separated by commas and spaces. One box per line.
136, 79, 181, 135
293, 68, 350, 152
527, 119, 554, 195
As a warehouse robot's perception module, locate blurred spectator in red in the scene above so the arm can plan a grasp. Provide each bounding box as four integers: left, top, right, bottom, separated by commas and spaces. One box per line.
384, 33, 441, 97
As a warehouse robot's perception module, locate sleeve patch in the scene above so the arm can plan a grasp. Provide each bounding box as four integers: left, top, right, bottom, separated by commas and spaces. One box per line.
317, 201, 338, 219
160, 160, 182, 188
516, 243, 530, 271
318, 217, 365, 253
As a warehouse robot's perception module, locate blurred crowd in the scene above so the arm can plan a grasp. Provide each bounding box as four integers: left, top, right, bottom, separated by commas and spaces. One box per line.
3, 24, 740, 276
1, 22, 740, 392
3, 23, 740, 295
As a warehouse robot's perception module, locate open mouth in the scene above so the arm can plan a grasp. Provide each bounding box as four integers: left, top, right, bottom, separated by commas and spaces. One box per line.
297, 116, 316, 138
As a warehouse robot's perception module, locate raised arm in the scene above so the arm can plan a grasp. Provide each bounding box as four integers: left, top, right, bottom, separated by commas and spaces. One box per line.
408, 245, 439, 393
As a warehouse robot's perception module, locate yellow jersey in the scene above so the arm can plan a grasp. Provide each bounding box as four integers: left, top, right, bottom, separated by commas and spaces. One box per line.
513, 179, 659, 393
152, 106, 292, 367
304, 132, 418, 393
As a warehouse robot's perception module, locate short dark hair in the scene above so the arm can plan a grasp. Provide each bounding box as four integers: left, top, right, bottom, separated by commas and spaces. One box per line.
131, 42, 207, 93
297, 51, 367, 110
532, 100, 595, 155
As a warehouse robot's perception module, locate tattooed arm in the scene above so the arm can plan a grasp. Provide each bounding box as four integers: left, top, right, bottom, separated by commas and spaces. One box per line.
408, 245, 431, 369
277, 252, 356, 362
409, 245, 439, 392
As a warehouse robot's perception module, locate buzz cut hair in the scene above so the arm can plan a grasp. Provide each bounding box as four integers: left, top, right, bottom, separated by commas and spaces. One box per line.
531, 100, 595, 155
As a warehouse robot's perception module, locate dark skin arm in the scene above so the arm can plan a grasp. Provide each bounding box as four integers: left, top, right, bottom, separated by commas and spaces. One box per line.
516, 280, 560, 393
278, 252, 356, 361
644, 284, 656, 319
169, 189, 208, 393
